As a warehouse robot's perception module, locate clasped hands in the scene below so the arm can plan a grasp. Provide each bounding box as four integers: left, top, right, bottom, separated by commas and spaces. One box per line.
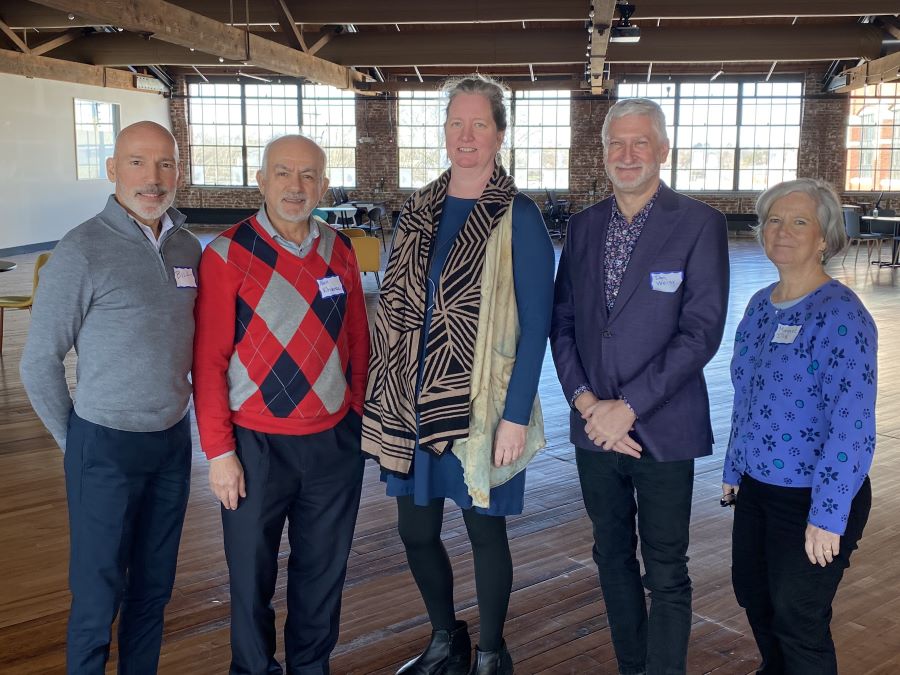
575, 392, 641, 458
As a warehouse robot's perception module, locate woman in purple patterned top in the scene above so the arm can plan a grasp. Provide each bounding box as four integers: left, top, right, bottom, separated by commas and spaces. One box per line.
723, 178, 876, 674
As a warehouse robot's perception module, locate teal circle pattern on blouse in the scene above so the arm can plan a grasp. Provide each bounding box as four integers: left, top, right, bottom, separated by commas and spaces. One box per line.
837, 451, 848, 462
795, 399, 804, 408
782, 433, 792, 441
773, 459, 785, 469
838, 325, 848, 336
854, 420, 863, 429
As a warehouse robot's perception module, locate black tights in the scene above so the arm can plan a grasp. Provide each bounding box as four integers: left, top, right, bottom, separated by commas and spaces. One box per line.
396, 495, 512, 652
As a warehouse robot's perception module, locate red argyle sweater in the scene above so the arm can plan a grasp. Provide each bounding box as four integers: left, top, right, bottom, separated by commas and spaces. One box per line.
193, 216, 369, 459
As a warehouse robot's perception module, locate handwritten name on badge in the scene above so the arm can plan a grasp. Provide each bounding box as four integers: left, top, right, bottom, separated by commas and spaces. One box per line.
650, 271, 683, 293
771, 323, 802, 344
173, 267, 197, 288
317, 276, 345, 299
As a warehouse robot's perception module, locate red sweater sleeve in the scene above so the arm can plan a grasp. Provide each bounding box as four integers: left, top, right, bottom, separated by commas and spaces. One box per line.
192, 243, 242, 459
343, 245, 370, 414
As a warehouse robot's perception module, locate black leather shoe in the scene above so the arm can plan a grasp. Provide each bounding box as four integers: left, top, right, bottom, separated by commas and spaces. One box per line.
397, 620, 471, 675
467, 641, 513, 675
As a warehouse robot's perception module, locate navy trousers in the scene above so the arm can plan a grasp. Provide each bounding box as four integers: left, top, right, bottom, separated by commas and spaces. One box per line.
577, 448, 695, 675
732, 475, 871, 675
64, 411, 191, 675
223, 412, 364, 675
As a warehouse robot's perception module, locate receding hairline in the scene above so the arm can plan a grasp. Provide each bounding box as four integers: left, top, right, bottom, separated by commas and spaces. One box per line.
260, 134, 327, 174
113, 121, 178, 158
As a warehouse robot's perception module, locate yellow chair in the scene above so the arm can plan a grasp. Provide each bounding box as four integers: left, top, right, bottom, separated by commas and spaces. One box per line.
351, 237, 381, 289
0, 252, 51, 356
343, 228, 367, 239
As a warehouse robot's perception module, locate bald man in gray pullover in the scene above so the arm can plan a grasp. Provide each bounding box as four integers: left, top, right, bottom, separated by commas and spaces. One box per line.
20, 121, 200, 675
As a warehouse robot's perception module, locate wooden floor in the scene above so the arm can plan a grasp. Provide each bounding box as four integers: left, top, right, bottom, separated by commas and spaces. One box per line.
1, 235, 899, 674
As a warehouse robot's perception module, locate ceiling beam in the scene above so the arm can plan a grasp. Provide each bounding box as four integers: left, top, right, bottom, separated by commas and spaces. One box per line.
7, 1, 900, 28
48, 24, 886, 68
876, 16, 900, 41
0, 47, 145, 90
356, 78, 591, 92
0, 17, 31, 53
269, 0, 307, 52
27, 0, 365, 89
311, 25, 885, 66
30, 28, 85, 56
589, 1, 617, 94
832, 51, 900, 93
307, 31, 335, 58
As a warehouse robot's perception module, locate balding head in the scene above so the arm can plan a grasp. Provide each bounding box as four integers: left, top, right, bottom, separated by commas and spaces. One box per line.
257, 135, 329, 233
106, 121, 179, 228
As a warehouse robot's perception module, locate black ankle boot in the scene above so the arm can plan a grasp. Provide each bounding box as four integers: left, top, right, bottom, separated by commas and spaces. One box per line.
397, 620, 471, 675
467, 641, 513, 675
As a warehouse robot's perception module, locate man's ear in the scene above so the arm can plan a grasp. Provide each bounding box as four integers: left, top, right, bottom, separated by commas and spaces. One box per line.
106, 156, 116, 184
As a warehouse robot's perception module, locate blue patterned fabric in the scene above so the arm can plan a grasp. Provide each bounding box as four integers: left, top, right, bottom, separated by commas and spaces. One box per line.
723, 280, 877, 534
603, 184, 662, 312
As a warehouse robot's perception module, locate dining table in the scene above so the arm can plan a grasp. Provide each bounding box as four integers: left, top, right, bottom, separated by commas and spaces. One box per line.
861, 215, 900, 268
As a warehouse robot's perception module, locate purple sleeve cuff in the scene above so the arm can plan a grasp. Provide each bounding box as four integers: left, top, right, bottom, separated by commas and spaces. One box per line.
570, 384, 594, 409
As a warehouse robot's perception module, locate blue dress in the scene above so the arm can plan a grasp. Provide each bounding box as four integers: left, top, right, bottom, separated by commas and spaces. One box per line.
383, 193, 555, 516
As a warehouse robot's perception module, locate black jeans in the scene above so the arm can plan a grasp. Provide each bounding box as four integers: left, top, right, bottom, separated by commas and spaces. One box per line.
576, 448, 695, 675
223, 413, 364, 675
731, 474, 871, 675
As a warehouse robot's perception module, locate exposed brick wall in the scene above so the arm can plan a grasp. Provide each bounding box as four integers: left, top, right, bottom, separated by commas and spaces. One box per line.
168, 70, 898, 221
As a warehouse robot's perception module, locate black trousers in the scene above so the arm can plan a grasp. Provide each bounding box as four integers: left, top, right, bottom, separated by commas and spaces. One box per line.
64, 411, 191, 675
223, 413, 364, 675
576, 448, 695, 675
731, 474, 871, 675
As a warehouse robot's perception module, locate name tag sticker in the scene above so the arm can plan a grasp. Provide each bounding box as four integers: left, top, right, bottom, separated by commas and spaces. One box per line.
772, 323, 802, 344
317, 275, 345, 298
650, 271, 683, 293
173, 267, 197, 288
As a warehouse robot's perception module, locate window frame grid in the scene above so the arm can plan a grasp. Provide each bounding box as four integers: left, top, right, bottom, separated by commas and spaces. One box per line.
510, 91, 572, 191
618, 78, 803, 192
73, 98, 120, 181
845, 83, 900, 192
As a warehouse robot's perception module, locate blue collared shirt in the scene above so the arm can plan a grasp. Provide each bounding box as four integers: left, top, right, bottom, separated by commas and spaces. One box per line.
256, 206, 320, 258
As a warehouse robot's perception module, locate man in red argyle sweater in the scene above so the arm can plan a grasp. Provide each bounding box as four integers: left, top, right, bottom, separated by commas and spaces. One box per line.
193, 135, 369, 675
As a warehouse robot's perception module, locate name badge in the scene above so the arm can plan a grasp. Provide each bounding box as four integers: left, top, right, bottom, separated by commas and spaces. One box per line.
650, 271, 683, 293
772, 323, 802, 344
317, 275, 345, 298
173, 267, 197, 288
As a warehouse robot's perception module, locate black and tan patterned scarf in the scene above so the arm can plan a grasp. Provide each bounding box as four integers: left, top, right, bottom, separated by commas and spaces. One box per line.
361, 163, 518, 474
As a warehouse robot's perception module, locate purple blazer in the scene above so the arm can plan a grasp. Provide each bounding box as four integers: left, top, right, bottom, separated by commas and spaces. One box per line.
550, 184, 729, 461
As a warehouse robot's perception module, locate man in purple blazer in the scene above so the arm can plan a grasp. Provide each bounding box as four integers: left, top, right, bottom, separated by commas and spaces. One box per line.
550, 99, 729, 674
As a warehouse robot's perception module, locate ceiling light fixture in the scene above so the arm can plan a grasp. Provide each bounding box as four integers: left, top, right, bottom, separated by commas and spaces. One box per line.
610, 2, 640, 44
710, 66, 724, 81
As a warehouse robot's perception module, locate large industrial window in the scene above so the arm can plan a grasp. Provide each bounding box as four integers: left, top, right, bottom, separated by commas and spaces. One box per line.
512, 91, 571, 190
846, 83, 900, 192
618, 79, 802, 191
74, 99, 120, 180
187, 81, 355, 187
397, 91, 448, 188
302, 85, 357, 188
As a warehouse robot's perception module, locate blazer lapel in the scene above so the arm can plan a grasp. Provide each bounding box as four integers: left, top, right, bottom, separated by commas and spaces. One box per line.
608, 186, 682, 323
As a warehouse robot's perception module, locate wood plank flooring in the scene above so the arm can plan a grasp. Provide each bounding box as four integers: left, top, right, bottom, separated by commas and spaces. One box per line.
1, 234, 899, 674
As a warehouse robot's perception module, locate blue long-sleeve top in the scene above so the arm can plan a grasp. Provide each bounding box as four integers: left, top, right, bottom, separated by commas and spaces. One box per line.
723, 280, 877, 534
424, 193, 554, 423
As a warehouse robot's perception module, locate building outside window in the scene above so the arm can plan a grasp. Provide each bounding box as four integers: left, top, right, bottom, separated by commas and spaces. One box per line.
846, 83, 900, 192
74, 99, 120, 180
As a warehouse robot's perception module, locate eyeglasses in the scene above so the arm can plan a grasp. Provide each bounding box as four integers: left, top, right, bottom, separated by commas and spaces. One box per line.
720, 493, 736, 508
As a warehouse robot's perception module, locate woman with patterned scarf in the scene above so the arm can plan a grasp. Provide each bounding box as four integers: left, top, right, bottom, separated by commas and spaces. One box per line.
362, 75, 555, 675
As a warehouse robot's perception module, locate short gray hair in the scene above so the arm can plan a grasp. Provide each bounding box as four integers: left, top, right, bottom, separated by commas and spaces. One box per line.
754, 178, 847, 263
602, 98, 668, 147
442, 74, 509, 131
259, 134, 327, 174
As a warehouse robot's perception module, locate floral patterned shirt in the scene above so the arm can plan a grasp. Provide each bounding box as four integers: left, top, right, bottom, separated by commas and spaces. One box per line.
604, 185, 662, 312
723, 280, 877, 534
